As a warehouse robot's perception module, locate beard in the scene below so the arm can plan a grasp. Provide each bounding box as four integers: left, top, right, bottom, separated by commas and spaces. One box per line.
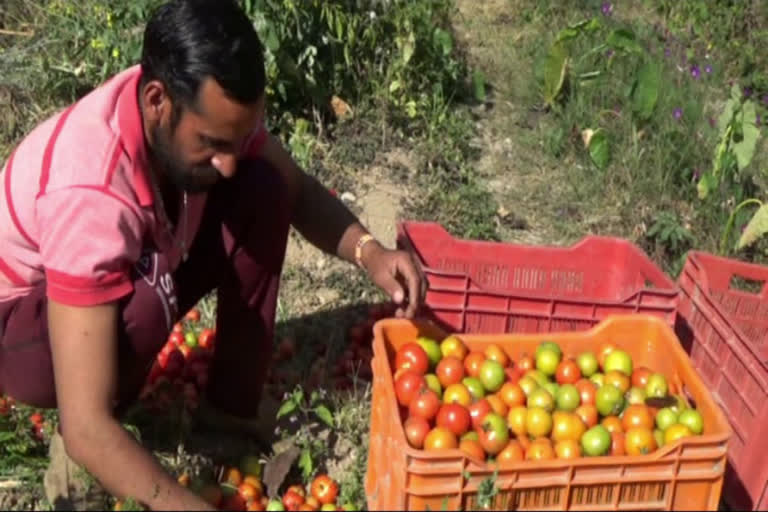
150, 123, 220, 194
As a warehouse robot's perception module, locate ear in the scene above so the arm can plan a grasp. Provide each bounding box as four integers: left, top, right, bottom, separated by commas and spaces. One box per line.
140, 80, 172, 125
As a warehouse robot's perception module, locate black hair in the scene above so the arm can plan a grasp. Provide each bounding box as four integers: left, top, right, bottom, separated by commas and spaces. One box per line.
140, 0, 265, 118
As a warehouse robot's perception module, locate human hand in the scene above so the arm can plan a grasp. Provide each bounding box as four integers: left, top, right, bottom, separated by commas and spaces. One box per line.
362, 244, 427, 319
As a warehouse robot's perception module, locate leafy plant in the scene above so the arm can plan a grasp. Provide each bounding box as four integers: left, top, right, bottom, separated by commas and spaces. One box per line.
476, 469, 500, 510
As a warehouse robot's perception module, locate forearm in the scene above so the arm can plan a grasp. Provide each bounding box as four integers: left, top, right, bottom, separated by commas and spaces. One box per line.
65, 417, 211, 511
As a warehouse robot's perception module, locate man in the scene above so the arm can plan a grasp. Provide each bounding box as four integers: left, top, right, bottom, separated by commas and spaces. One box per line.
0, 0, 426, 509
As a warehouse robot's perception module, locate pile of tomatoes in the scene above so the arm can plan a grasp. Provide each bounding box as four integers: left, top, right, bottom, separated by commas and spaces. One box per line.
393, 335, 706, 462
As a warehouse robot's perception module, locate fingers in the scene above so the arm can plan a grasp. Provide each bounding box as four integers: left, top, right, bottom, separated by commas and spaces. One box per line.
398, 253, 422, 319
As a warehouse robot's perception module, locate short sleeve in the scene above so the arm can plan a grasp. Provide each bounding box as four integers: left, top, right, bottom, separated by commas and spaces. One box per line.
36, 187, 144, 306
241, 121, 269, 159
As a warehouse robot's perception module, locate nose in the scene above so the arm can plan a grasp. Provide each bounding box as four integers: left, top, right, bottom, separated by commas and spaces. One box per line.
211, 154, 238, 178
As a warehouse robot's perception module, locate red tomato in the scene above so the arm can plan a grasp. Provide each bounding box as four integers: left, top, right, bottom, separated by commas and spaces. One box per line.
424, 427, 458, 451
409, 388, 441, 421
459, 439, 486, 461
395, 343, 430, 375
185, 308, 201, 322
574, 379, 597, 406
468, 399, 492, 430
436, 357, 465, 387
394, 371, 426, 407
310, 475, 339, 506
172, 322, 184, 334
283, 490, 305, 510
464, 352, 486, 378
404, 416, 430, 449
621, 405, 654, 431
631, 367, 652, 388
497, 440, 525, 465
611, 431, 626, 456
238, 483, 262, 502
436, 403, 471, 436
198, 328, 216, 350
29, 412, 43, 426
555, 359, 582, 385
168, 331, 185, 347
222, 467, 243, 486
505, 366, 524, 384
517, 355, 535, 372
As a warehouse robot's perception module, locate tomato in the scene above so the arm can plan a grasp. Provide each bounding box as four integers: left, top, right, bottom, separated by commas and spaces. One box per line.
283, 490, 305, 510
239, 483, 263, 502
597, 343, 617, 370
517, 355, 535, 372
462, 377, 486, 401
185, 308, 201, 322
631, 366, 652, 388
424, 427, 458, 451
409, 388, 441, 421
416, 337, 442, 369
625, 386, 647, 405
177, 344, 193, 360
394, 371, 426, 407
555, 359, 582, 385
574, 379, 596, 406
603, 349, 633, 377
525, 407, 553, 438
436, 403, 471, 436
555, 384, 580, 412
395, 343, 430, 375
298, 505, 315, 512
527, 388, 555, 412
461, 430, 479, 442
664, 424, 693, 445
537, 341, 563, 359
525, 438, 555, 460
222, 493, 248, 511
464, 352, 486, 378
576, 352, 599, 377
443, 383, 472, 407
172, 322, 184, 334
198, 483, 223, 508
604, 371, 630, 393
517, 376, 539, 398
266, 500, 285, 511
590, 373, 605, 388
468, 399, 492, 430
555, 439, 581, 460
484, 344, 510, 367
505, 366, 524, 385
424, 374, 442, 397
611, 432, 626, 456
198, 328, 216, 350
581, 425, 611, 456
678, 409, 704, 435
496, 440, 524, 465
595, 384, 625, 417
601, 416, 623, 434
507, 406, 528, 438
622, 404, 654, 431
459, 439, 486, 461
498, 382, 525, 409
551, 412, 586, 443
644, 373, 668, 398
440, 335, 468, 360
436, 357, 465, 387
223, 467, 243, 486
168, 331, 185, 347
310, 475, 339, 506
243, 477, 264, 496
625, 427, 657, 455
404, 416, 430, 449
479, 360, 505, 392
655, 408, 679, 431
535, 348, 561, 377
485, 394, 508, 417
184, 331, 198, 348
575, 404, 599, 428
478, 412, 509, 455
304, 497, 320, 510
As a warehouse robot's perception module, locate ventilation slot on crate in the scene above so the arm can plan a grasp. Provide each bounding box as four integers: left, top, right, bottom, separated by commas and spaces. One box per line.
569, 485, 615, 507
513, 487, 563, 510
619, 481, 668, 505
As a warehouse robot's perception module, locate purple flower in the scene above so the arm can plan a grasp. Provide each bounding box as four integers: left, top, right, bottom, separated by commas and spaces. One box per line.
693, 168, 701, 181
605, 49, 615, 58
757, 114, 762, 126
744, 87, 753, 98
664, 47, 671, 58
705, 64, 713, 74
690, 65, 700, 79
762, 94, 768, 106
601, 2, 613, 16
673, 108, 683, 120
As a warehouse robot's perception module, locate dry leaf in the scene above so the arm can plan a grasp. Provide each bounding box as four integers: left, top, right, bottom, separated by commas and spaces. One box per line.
263, 444, 301, 498
331, 95, 353, 119
497, 206, 510, 219
581, 128, 595, 148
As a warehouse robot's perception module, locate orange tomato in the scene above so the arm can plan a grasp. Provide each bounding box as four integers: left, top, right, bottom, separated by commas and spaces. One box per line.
555, 359, 582, 385
631, 366, 652, 388
551, 412, 586, 443
554, 439, 581, 460
486, 394, 509, 417
443, 384, 472, 407
525, 438, 555, 460
239, 483, 262, 502
664, 424, 693, 445
574, 379, 597, 406
484, 344, 510, 367
424, 427, 459, 451
464, 352, 486, 378
459, 439, 486, 461
604, 370, 630, 393
625, 427, 657, 456
610, 431, 626, 456
526, 407, 553, 438
517, 355, 534, 372
499, 382, 526, 408
601, 416, 623, 434
575, 404, 598, 428
243, 476, 263, 495
222, 467, 243, 487
497, 440, 525, 465
598, 343, 617, 370
507, 406, 528, 438
621, 404, 654, 432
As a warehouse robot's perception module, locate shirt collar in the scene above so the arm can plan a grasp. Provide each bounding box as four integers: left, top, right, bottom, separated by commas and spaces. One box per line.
116, 65, 154, 207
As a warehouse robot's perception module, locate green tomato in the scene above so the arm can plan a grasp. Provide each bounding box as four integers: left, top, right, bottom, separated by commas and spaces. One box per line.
424, 374, 442, 398
556, 384, 581, 412
678, 409, 704, 435
655, 408, 679, 431
590, 373, 605, 388
517, 376, 539, 397
462, 377, 486, 400
184, 331, 198, 348
653, 428, 665, 448
342, 505, 358, 511
461, 430, 479, 442
417, 336, 443, 369
479, 360, 505, 392
537, 341, 562, 359
577, 352, 599, 377
524, 369, 549, 387
595, 384, 625, 417
645, 373, 668, 398
625, 387, 647, 406
544, 381, 559, 399
320, 505, 338, 512
527, 388, 555, 412
536, 348, 562, 376
267, 500, 287, 511
603, 350, 633, 376
581, 425, 611, 456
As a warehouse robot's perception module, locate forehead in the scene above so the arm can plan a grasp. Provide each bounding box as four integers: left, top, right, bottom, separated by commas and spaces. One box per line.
184, 77, 263, 135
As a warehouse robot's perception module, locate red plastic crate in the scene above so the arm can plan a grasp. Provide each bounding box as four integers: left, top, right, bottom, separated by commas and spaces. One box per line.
397, 221, 679, 334
675, 251, 768, 511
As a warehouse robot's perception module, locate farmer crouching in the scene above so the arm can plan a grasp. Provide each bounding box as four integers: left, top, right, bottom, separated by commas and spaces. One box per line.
0, 0, 426, 509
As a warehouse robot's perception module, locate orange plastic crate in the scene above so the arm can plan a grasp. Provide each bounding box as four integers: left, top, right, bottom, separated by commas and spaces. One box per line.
675, 251, 768, 510
366, 315, 730, 511
397, 222, 679, 335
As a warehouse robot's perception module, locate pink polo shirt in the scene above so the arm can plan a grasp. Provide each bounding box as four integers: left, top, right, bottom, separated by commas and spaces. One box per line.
0, 65, 267, 306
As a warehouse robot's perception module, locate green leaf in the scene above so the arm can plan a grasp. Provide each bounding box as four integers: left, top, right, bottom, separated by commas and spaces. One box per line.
541, 41, 568, 107
0, 432, 15, 442
697, 172, 716, 199
314, 405, 335, 428
276, 398, 298, 420
585, 17, 602, 32
433, 28, 453, 56
632, 60, 660, 120
298, 448, 313, 480
402, 31, 416, 65
738, 204, 768, 249
556, 27, 580, 43
607, 28, 643, 53
588, 129, 610, 169
472, 70, 486, 102
734, 101, 760, 170
718, 99, 738, 134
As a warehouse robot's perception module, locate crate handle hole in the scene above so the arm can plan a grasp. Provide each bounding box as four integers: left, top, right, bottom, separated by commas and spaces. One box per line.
729, 274, 765, 295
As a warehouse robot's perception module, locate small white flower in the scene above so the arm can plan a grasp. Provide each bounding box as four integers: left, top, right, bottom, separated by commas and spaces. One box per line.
369, 10, 376, 20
